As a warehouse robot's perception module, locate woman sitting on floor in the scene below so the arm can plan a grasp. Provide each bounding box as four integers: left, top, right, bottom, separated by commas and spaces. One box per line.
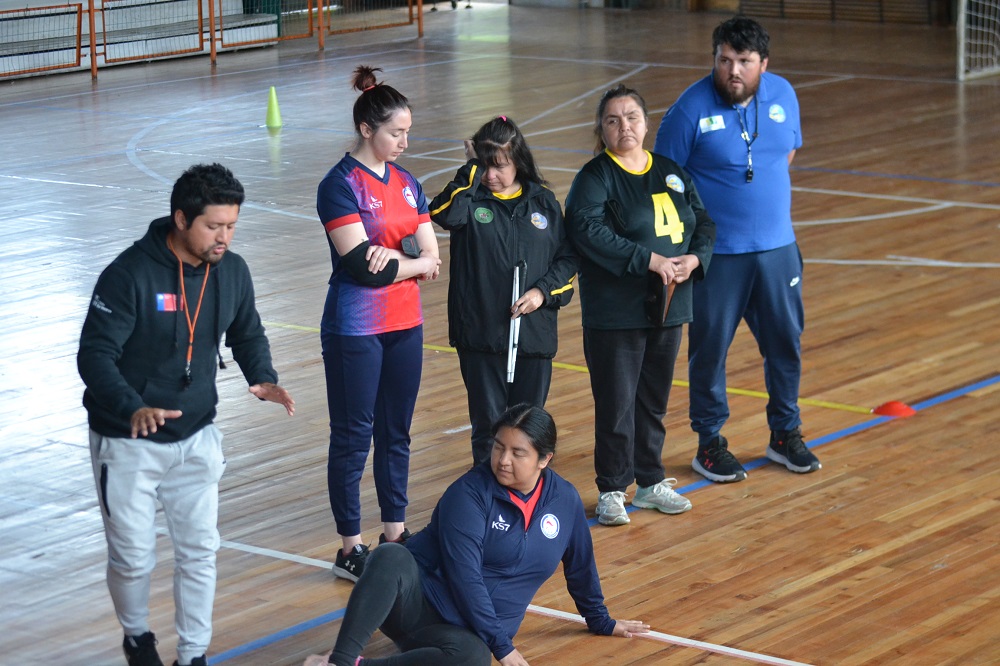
304, 404, 649, 666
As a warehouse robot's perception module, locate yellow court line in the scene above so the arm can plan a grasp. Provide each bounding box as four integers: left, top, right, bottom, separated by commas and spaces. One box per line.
264, 321, 872, 415
264, 321, 320, 333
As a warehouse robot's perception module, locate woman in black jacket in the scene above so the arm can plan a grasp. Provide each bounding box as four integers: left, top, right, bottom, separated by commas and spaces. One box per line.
430, 116, 577, 466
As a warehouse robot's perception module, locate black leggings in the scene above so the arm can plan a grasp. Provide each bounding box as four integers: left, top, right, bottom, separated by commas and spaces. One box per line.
329, 543, 492, 666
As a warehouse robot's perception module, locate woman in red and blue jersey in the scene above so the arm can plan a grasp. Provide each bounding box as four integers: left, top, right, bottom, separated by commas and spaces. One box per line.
316, 65, 441, 583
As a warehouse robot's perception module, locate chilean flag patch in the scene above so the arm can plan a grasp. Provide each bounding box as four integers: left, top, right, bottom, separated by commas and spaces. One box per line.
157, 293, 180, 312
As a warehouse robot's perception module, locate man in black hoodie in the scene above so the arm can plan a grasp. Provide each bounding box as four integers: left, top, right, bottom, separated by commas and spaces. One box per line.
78, 163, 295, 666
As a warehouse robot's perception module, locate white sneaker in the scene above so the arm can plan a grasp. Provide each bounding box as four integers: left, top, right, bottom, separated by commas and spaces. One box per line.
596, 491, 630, 526
632, 478, 692, 514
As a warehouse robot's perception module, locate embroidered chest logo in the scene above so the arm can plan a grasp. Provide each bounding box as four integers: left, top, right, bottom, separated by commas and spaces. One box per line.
368, 195, 383, 210
474, 207, 494, 224
402, 186, 418, 209
492, 512, 511, 532
540, 513, 560, 539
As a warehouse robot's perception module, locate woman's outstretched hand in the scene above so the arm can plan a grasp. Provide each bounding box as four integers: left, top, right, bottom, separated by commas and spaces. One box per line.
612, 619, 651, 638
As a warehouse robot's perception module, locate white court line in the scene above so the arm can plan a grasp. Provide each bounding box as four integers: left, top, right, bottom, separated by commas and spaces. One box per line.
444, 424, 472, 434
156, 528, 336, 569
221, 539, 334, 569
793, 185, 1000, 211
794, 203, 952, 226
519, 65, 649, 128
527, 605, 813, 666
203, 531, 810, 664
806, 257, 1000, 268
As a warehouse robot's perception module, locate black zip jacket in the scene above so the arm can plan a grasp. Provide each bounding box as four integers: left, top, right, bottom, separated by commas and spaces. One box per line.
78, 216, 278, 442
430, 160, 577, 357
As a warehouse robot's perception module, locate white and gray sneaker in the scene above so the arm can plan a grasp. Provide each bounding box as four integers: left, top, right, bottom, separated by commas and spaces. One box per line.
632, 478, 692, 514
596, 490, 630, 526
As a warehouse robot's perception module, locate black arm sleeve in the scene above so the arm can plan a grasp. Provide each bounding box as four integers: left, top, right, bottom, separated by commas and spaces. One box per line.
340, 240, 399, 287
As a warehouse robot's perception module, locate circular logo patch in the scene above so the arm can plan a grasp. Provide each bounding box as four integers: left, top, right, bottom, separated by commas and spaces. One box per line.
540, 513, 560, 539
769, 104, 787, 123
402, 186, 417, 208
665, 175, 685, 193
474, 207, 494, 224
531, 212, 548, 229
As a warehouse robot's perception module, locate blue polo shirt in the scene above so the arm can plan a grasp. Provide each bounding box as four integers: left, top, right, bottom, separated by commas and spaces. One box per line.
654, 71, 801, 254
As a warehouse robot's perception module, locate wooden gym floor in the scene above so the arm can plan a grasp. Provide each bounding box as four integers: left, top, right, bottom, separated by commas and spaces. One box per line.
1, 4, 999, 665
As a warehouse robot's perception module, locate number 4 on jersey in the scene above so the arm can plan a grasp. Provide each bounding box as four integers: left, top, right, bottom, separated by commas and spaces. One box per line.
651, 192, 684, 243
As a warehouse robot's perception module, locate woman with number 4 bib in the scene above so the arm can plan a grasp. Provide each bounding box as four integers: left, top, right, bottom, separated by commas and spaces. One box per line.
564, 84, 715, 527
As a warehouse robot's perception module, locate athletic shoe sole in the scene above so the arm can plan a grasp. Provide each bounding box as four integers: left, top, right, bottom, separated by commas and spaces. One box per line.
766, 447, 822, 473
596, 512, 630, 526
691, 457, 748, 483
332, 565, 361, 583
631, 497, 692, 514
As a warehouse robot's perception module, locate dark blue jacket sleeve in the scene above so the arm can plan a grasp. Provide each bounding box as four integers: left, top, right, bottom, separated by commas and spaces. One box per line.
436, 480, 517, 661
561, 487, 616, 636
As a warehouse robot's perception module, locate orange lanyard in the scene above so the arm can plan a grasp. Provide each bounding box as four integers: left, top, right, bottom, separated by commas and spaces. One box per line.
167, 236, 210, 388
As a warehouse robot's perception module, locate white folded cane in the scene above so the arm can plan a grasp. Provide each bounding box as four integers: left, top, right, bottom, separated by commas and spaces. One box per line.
507, 261, 526, 383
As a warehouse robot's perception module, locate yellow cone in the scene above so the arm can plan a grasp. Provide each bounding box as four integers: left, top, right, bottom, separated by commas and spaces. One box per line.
266, 86, 282, 129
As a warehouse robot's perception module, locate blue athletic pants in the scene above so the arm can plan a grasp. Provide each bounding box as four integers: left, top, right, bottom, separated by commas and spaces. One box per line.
322, 326, 423, 536
688, 242, 805, 443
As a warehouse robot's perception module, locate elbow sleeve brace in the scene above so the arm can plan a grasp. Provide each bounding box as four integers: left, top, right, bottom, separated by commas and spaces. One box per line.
341, 241, 399, 287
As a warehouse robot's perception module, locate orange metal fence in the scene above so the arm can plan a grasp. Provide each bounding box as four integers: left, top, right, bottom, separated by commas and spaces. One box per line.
1, 0, 421, 80
0, 4, 84, 77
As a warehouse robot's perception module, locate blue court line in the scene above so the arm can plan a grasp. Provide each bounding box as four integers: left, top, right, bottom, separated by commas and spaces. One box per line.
211, 609, 346, 663
209, 372, 1000, 663
585, 371, 1000, 528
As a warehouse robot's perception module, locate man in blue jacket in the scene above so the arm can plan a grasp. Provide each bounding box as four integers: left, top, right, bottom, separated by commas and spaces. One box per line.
78, 163, 295, 666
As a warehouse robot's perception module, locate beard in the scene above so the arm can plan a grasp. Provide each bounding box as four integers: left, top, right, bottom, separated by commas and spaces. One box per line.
714, 69, 761, 106
202, 245, 227, 265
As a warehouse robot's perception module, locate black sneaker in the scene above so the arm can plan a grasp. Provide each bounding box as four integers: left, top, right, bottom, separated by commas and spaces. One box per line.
172, 657, 207, 666
692, 436, 748, 483
767, 428, 821, 473
378, 528, 412, 545
334, 543, 370, 582
123, 632, 163, 666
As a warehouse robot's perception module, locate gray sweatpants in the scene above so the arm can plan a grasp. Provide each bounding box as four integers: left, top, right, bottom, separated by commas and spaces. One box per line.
90, 425, 225, 664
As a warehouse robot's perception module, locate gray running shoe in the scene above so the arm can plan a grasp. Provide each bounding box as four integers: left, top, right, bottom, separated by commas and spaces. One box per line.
596, 490, 630, 526
632, 478, 692, 514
